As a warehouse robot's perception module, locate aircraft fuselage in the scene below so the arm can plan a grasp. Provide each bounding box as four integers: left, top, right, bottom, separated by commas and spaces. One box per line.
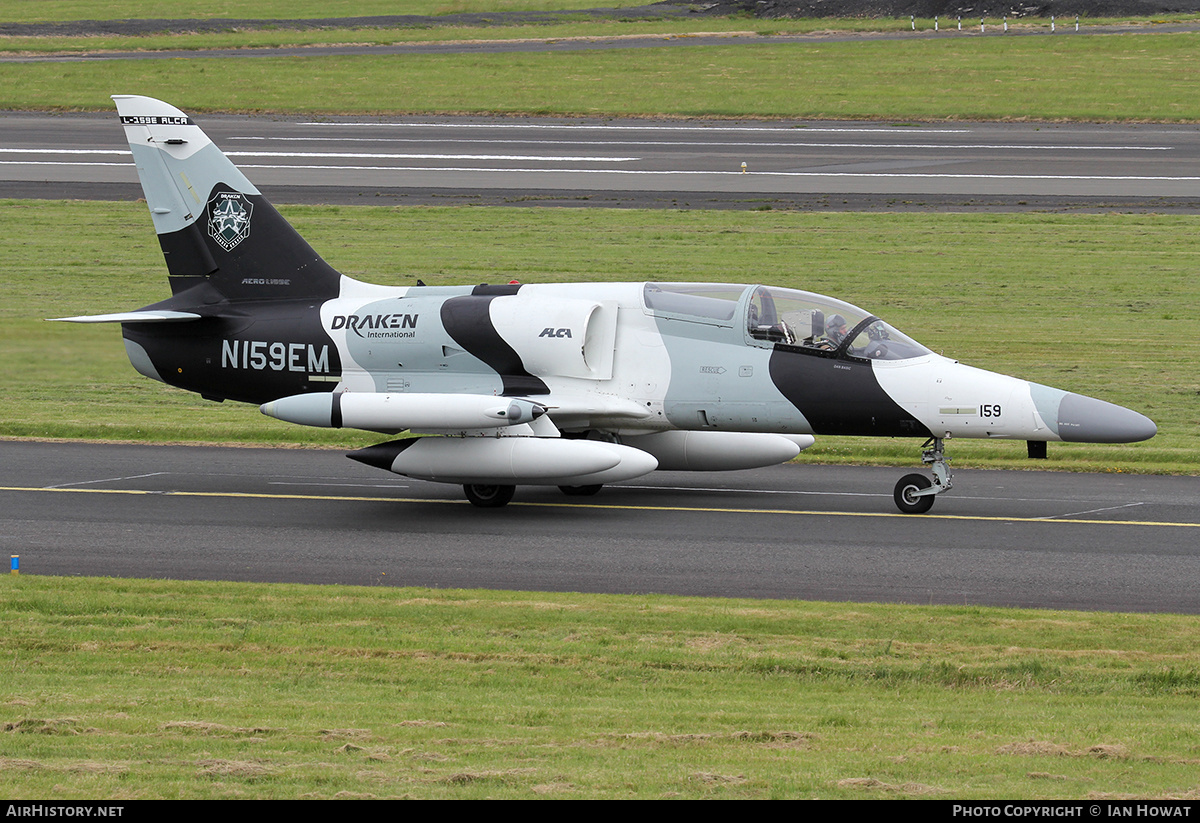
124, 280, 1151, 448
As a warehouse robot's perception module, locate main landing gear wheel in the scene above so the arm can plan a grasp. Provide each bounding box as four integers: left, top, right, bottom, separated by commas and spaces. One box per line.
559, 484, 603, 497
894, 474, 935, 514
463, 484, 516, 508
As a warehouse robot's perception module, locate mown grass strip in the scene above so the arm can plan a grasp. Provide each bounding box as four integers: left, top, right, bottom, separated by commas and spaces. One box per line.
0, 0, 663, 24
10, 17, 1196, 55
3, 200, 1194, 471
3, 575, 1200, 798
3, 0, 1196, 29
3, 33, 1200, 121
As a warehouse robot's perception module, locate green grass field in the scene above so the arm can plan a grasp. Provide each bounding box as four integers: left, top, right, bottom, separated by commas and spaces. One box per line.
4, 575, 1200, 799
0, 0, 657, 22
3, 3, 1198, 801
3, 0, 1200, 122
8, 15, 1194, 57
4, 33, 1200, 121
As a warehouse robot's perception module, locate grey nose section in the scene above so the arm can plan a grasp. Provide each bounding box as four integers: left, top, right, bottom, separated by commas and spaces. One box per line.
1057, 393, 1157, 443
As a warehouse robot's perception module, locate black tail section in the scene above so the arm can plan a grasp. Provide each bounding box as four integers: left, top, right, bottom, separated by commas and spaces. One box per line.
157, 183, 341, 301
115, 95, 341, 303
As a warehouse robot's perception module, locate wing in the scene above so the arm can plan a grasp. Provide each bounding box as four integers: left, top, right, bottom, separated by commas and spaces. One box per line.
48, 311, 202, 323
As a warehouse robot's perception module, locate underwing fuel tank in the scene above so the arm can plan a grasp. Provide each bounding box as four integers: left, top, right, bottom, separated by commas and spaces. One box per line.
260, 392, 546, 433
621, 430, 815, 471
348, 437, 659, 486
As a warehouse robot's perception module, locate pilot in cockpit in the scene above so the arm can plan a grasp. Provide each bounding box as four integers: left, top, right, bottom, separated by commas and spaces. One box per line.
823, 314, 849, 349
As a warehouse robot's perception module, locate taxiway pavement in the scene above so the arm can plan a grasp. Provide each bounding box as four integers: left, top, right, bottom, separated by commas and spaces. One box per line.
4, 111, 1200, 210
3, 440, 1196, 612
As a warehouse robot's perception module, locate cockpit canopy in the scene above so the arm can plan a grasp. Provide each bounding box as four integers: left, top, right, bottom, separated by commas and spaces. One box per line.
643, 282, 931, 362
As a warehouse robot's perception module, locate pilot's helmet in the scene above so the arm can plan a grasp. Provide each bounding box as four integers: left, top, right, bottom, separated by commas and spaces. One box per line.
826, 314, 847, 334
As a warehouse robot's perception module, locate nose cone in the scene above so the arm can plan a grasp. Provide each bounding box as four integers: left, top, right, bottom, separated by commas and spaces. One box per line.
1057, 393, 1157, 443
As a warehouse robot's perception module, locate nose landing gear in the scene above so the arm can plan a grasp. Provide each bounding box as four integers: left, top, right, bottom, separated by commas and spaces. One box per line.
893, 437, 953, 514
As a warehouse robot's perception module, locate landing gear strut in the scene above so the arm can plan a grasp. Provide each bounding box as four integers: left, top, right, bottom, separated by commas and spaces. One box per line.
893, 437, 953, 514
463, 483, 516, 508
559, 484, 603, 497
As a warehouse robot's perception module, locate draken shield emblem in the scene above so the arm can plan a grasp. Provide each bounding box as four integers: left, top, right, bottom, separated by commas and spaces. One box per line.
207, 191, 253, 251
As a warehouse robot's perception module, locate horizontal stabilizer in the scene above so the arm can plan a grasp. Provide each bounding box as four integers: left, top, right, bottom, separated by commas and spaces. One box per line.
48, 310, 202, 324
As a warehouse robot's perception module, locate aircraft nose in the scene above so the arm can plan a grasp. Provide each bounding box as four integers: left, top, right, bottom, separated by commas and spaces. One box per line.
1056, 393, 1157, 443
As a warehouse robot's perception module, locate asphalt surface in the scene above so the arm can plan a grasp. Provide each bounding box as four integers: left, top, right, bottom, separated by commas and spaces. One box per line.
5, 109, 1200, 210
0, 7, 663, 38
5, 104, 1197, 611
3, 440, 1197, 612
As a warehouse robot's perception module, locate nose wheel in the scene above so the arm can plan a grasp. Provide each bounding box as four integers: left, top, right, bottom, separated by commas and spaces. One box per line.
894, 473, 935, 514
893, 437, 952, 514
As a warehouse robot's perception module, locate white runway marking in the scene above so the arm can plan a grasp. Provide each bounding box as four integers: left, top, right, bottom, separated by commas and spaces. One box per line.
4, 483, 1193, 527
229, 136, 1172, 151
1039, 502, 1146, 520
226, 164, 1200, 183
46, 472, 167, 489
625, 483, 1132, 505
8, 158, 1197, 185
228, 151, 640, 162
6, 153, 1196, 189
0, 160, 132, 167
300, 122, 974, 134
0, 149, 129, 156
0, 148, 639, 163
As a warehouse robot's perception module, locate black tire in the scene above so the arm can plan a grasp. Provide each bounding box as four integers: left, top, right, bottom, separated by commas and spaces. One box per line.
463, 484, 516, 508
893, 473, 935, 514
559, 484, 603, 497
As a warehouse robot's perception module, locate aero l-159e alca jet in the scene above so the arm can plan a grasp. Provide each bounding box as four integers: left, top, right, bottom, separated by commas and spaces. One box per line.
55, 96, 1156, 511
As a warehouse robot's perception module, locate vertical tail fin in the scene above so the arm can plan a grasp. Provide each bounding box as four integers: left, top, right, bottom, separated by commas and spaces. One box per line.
114, 95, 340, 301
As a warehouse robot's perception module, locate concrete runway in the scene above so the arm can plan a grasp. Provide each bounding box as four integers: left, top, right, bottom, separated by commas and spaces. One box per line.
2, 440, 1196, 612
5, 110, 1200, 210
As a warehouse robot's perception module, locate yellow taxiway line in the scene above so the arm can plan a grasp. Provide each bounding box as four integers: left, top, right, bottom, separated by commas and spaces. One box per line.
2, 484, 1197, 528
